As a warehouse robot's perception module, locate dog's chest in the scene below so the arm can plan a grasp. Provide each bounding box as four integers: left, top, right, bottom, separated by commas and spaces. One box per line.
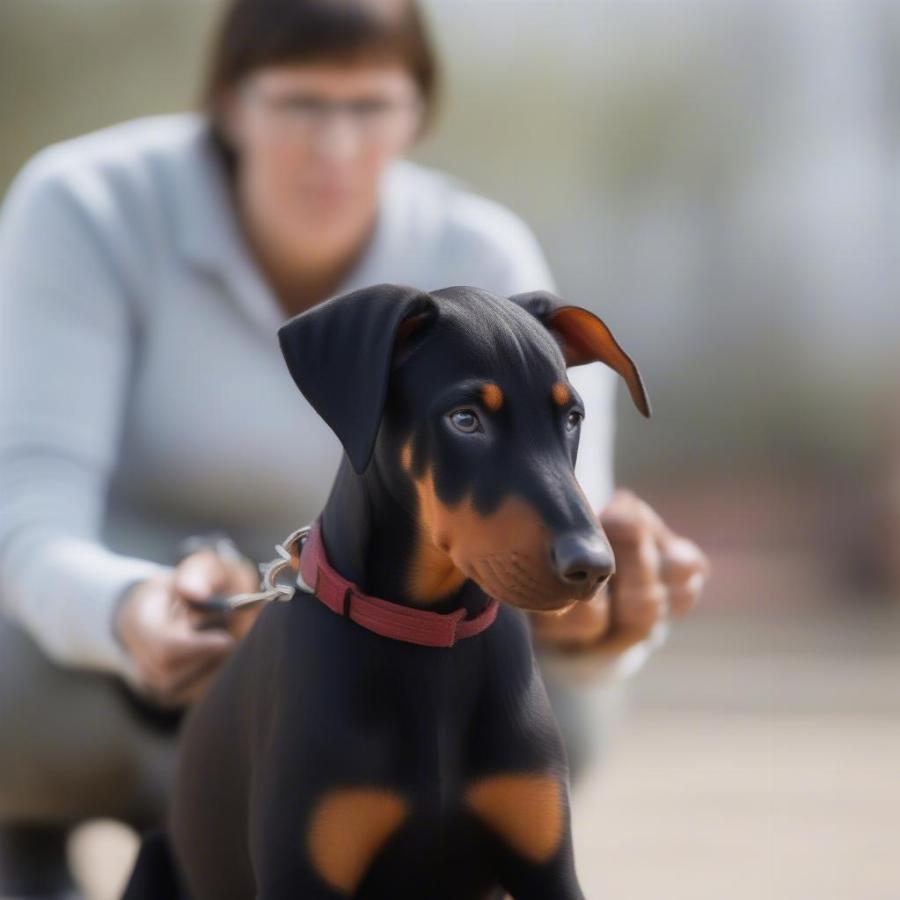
244, 597, 565, 898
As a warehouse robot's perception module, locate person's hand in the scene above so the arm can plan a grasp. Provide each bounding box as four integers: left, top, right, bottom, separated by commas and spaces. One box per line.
529, 488, 709, 655
114, 549, 260, 707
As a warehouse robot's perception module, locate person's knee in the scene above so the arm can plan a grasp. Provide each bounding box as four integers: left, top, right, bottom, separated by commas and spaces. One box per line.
0, 614, 175, 825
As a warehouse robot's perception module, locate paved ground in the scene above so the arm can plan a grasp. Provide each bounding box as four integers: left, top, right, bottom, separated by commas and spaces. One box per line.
570, 607, 900, 899
67, 607, 900, 899
573, 709, 900, 899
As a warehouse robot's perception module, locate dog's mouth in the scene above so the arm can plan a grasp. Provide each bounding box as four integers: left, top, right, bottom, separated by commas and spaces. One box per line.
407, 468, 602, 610
465, 551, 594, 611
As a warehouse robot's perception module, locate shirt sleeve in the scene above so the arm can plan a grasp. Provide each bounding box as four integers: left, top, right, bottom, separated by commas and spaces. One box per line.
0, 153, 171, 680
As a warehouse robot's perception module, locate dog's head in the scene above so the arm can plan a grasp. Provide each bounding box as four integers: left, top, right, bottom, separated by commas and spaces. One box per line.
278, 283, 650, 612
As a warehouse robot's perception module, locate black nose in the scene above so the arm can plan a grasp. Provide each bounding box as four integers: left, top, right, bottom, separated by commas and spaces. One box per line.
550, 532, 614, 594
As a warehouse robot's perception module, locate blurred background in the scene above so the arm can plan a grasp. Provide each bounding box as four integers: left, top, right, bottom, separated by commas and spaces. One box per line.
2, 0, 899, 897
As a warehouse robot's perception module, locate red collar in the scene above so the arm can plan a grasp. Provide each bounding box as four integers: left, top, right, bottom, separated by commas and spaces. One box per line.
291, 517, 499, 648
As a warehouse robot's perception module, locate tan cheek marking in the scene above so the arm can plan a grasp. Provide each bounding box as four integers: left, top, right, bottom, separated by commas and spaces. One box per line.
407, 466, 467, 602
307, 787, 408, 895
481, 382, 504, 411
407, 465, 555, 606
552, 381, 571, 406
464, 773, 564, 864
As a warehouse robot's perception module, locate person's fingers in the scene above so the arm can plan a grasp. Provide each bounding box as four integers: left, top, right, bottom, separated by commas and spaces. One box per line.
163, 654, 230, 707
601, 492, 659, 583
609, 491, 710, 617
173, 550, 229, 601
658, 535, 710, 616
659, 535, 710, 582
141, 632, 234, 703
603, 487, 674, 543
177, 545, 258, 590
529, 589, 611, 650
173, 549, 260, 632
531, 489, 708, 659
176, 549, 259, 598
602, 511, 667, 637
166, 620, 235, 659
119, 573, 243, 705
172, 552, 236, 632
185, 604, 230, 632
667, 571, 706, 616
141, 656, 223, 709
227, 556, 260, 593
605, 488, 704, 582
145, 617, 235, 679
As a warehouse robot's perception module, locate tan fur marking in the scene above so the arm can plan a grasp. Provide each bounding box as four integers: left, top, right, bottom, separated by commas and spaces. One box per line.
552, 381, 571, 406
400, 440, 413, 472
480, 382, 504, 411
307, 787, 408, 895
406, 466, 586, 610
465, 773, 563, 863
407, 466, 468, 602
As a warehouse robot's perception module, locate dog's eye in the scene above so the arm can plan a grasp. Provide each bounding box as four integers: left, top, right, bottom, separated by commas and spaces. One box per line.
565, 409, 584, 432
449, 408, 482, 434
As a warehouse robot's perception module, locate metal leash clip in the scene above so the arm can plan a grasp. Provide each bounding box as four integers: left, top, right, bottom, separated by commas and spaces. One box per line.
226, 523, 314, 610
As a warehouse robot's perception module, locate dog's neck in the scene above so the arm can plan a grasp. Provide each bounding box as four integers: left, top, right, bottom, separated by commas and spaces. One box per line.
318, 455, 486, 615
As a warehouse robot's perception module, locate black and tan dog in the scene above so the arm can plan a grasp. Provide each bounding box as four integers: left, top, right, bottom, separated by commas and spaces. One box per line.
124, 283, 650, 899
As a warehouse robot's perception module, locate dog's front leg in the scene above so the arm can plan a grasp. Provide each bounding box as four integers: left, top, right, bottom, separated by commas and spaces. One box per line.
494, 835, 585, 900
251, 782, 409, 899
465, 774, 585, 900
465, 632, 587, 900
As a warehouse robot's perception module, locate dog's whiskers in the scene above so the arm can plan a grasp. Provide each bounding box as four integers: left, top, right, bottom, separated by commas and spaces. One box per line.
478, 556, 547, 607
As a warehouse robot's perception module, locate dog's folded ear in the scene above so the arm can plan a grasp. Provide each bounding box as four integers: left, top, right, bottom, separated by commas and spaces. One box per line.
278, 284, 438, 474
509, 290, 651, 418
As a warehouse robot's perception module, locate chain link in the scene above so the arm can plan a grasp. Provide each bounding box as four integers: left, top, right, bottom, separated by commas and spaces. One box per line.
225, 524, 314, 610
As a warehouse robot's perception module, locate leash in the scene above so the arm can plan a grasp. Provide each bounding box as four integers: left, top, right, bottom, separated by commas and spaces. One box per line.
175, 528, 310, 620
216, 518, 500, 648
224, 523, 315, 608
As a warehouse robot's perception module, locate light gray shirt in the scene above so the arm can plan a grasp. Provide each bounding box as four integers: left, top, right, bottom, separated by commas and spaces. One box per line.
0, 113, 618, 682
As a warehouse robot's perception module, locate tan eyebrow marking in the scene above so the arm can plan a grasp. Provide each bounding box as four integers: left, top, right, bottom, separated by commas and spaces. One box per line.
480, 383, 504, 412
552, 382, 571, 406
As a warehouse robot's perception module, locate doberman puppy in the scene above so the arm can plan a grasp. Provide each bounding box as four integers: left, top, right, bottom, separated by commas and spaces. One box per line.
124, 283, 650, 900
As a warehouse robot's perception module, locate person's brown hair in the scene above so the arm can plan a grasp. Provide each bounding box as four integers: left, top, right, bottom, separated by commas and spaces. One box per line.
201, 0, 439, 165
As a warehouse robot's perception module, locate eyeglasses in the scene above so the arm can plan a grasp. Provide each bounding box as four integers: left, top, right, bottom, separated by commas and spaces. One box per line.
244, 87, 422, 141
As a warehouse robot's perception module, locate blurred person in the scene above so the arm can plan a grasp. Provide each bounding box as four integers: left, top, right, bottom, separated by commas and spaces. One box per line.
0, 0, 708, 895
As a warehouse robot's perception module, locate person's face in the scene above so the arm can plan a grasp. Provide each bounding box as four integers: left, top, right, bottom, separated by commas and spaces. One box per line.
222, 62, 423, 239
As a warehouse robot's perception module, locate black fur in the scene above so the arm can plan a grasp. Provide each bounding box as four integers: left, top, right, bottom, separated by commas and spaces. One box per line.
123, 284, 649, 899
